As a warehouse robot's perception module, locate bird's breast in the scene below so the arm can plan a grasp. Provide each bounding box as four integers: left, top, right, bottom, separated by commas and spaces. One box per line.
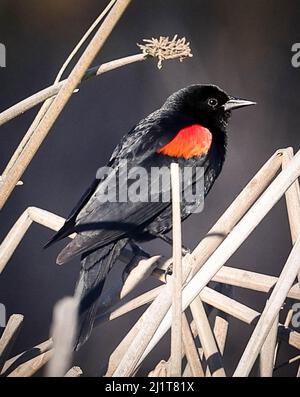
156, 124, 212, 159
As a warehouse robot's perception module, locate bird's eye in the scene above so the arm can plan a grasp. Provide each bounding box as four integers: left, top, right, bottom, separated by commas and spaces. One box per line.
208, 98, 218, 107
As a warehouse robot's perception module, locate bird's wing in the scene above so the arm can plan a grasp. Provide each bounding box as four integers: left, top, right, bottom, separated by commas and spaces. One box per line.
55, 111, 206, 263
45, 110, 169, 248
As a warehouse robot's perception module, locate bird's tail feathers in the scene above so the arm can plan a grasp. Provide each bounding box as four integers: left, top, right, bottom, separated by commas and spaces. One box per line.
74, 238, 127, 350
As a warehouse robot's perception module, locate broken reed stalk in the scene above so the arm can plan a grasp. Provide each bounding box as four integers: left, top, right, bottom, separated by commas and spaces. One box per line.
114, 148, 300, 376
0, 314, 24, 372
1, 0, 117, 180
0, 0, 132, 210
5, 280, 299, 377
213, 316, 228, 355
148, 360, 169, 377
1, 338, 53, 376
283, 148, 300, 244
170, 163, 183, 377
182, 363, 192, 377
182, 313, 204, 377
282, 148, 300, 286
259, 313, 279, 377
7, 350, 53, 377
234, 234, 300, 376
2, 205, 300, 305
111, 150, 284, 376
190, 297, 225, 377
46, 297, 78, 377
2, 204, 300, 305
95, 285, 164, 327
1, 149, 299, 376
64, 366, 83, 377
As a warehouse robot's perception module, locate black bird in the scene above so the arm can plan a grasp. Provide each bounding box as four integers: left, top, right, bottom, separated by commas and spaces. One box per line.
46, 84, 255, 349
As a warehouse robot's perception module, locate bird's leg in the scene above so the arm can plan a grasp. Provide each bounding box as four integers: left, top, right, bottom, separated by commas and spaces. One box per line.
157, 233, 190, 256
122, 241, 150, 282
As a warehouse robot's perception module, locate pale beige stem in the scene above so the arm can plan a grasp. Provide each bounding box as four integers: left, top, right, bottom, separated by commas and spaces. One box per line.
259, 313, 279, 377
182, 363, 192, 377
170, 163, 183, 377
0, 314, 24, 371
95, 285, 164, 326
234, 234, 300, 376
1, 338, 53, 375
213, 316, 228, 355
2, 205, 300, 304
282, 148, 300, 287
46, 297, 78, 377
190, 297, 225, 377
7, 350, 53, 377
64, 366, 83, 377
148, 360, 169, 377
182, 313, 204, 377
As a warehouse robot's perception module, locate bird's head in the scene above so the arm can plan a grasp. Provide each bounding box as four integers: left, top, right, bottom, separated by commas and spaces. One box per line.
164, 84, 256, 130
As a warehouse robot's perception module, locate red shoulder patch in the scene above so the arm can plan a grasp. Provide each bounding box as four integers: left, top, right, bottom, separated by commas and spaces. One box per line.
157, 124, 212, 159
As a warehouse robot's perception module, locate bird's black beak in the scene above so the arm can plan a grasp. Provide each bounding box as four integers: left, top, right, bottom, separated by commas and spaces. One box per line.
223, 98, 256, 111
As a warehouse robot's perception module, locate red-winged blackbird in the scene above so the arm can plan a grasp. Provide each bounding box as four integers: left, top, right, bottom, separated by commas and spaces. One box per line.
46, 84, 255, 349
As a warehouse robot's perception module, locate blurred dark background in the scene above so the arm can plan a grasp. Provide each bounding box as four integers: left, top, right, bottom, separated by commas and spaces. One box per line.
0, 0, 299, 377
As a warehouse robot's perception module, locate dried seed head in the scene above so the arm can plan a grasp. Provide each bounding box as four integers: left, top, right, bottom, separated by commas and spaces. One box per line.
137, 35, 193, 69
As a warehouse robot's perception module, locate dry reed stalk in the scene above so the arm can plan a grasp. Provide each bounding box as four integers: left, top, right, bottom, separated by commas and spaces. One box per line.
182, 313, 204, 377
234, 234, 300, 376
64, 366, 83, 377
46, 297, 78, 377
213, 316, 228, 355
190, 297, 225, 377
282, 148, 300, 244
3, 205, 300, 301
1, 0, 117, 182
7, 350, 53, 377
0, 314, 24, 372
112, 149, 293, 376
0, 0, 132, 210
182, 363, 192, 377
282, 148, 300, 287
259, 313, 279, 377
1, 338, 53, 375
105, 280, 297, 376
30, 284, 300, 376
170, 163, 183, 377
212, 266, 300, 300
2, 205, 300, 302
95, 285, 164, 326
0, 36, 192, 129
148, 360, 169, 377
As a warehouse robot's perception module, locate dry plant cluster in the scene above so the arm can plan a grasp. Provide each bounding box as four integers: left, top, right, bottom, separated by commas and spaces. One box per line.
0, 0, 300, 377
